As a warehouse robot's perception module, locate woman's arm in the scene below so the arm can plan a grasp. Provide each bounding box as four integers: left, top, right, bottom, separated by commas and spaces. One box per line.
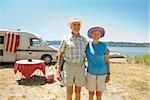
105, 50, 110, 83
105, 50, 110, 73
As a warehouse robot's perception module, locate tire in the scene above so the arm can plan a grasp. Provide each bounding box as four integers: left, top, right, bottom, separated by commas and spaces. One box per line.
41, 55, 52, 65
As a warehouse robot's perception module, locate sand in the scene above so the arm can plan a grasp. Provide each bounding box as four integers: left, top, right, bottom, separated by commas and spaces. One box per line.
0, 63, 149, 100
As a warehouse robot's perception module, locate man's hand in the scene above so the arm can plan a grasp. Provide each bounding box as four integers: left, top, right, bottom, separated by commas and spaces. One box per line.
56, 71, 62, 81
105, 74, 110, 83
55, 65, 62, 81
56, 52, 64, 81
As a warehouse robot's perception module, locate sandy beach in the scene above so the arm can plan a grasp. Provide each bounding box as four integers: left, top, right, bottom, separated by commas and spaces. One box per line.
0, 62, 150, 100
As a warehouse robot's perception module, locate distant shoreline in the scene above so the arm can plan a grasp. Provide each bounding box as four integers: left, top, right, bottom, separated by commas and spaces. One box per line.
46, 41, 150, 47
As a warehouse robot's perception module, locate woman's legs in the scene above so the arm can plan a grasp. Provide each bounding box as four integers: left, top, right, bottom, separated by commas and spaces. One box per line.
66, 86, 73, 100
88, 91, 102, 100
96, 91, 102, 100
89, 91, 94, 100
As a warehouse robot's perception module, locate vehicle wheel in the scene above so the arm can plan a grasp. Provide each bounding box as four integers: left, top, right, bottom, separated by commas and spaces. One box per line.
41, 55, 52, 65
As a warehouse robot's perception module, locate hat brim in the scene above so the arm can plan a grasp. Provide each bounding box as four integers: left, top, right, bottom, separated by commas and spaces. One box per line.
87, 27, 105, 38
69, 21, 81, 24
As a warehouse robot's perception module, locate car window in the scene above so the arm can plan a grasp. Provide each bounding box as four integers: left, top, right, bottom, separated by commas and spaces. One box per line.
30, 38, 41, 46
0, 36, 4, 44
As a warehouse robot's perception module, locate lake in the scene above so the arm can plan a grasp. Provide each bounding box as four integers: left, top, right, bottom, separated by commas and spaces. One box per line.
52, 45, 150, 56
108, 46, 150, 56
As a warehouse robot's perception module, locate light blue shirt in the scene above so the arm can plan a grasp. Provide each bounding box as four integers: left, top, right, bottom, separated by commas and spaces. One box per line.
85, 42, 108, 76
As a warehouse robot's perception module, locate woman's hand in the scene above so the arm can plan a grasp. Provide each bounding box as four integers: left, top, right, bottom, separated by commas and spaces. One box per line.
105, 74, 110, 83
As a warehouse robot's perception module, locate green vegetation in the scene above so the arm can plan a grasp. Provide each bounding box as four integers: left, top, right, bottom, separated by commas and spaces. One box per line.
127, 54, 150, 65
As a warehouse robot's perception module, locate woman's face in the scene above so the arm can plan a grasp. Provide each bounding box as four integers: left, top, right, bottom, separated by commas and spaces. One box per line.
70, 22, 81, 33
91, 30, 101, 39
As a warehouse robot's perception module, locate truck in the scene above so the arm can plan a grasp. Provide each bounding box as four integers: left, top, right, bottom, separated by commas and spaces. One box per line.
0, 29, 58, 64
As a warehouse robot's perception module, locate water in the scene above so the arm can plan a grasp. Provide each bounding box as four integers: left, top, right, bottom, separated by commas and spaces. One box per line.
52, 45, 150, 56
108, 46, 150, 56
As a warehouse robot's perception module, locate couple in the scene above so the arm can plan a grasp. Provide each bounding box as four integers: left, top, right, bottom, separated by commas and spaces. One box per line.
56, 18, 110, 100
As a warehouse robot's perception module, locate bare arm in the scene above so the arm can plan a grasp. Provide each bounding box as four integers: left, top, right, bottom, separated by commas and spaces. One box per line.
105, 50, 110, 83
105, 51, 110, 74
56, 39, 66, 81
57, 52, 64, 72
55, 52, 64, 81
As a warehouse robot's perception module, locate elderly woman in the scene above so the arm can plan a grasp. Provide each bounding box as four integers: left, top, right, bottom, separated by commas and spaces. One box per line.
85, 27, 110, 100
56, 18, 87, 100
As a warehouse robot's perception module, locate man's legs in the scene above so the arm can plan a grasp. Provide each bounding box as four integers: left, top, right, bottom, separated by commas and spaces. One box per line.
74, 64, 85, 100
66, 86, 73, 100
88, 91, 94, 100
75, 86, 81, 100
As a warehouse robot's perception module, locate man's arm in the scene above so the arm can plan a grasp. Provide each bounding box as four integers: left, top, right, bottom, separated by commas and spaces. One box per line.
57, 52, 64, 72
56, 39, 66, 71
56, 39, 66, 81
55, 52, 64, 81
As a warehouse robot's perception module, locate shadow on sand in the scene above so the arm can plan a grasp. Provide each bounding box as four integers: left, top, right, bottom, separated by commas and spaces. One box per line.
0, 63, 15, 68
17, 75, 55, 86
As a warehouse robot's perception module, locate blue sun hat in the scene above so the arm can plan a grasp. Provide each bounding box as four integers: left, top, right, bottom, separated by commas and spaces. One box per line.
87, 27, 105, 38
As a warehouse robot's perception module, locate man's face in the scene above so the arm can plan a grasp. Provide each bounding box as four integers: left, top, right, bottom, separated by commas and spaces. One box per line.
70, 22, 81, 32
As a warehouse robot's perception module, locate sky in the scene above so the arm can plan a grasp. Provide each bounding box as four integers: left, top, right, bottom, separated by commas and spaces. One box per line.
0, 0, 149, 43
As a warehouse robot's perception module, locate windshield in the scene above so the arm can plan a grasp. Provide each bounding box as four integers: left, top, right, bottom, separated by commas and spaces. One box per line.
39, 38, 49, 46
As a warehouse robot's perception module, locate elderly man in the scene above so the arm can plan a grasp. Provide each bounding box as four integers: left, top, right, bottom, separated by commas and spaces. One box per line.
56, 18, 87, 100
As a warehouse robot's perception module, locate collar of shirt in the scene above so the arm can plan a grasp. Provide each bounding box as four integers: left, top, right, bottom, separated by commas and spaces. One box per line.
71, 32, 81, 39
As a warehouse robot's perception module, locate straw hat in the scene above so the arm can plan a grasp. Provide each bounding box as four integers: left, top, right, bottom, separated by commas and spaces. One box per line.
69, 17, 81, 24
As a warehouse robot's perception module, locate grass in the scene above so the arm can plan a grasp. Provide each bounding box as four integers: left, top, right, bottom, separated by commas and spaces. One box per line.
127, 54, 150, 65
110, 63, 150, 99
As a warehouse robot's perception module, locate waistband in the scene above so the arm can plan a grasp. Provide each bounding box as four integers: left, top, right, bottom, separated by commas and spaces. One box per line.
65, 60, 84, 66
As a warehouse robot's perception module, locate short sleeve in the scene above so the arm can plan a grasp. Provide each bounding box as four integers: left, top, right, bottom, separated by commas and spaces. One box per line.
103, 43, 109, 55
105, 48, 110, 55
80, 35, 89, 45
84, 37, 89, 45
85, 43, 89, 54
59, 40, 66, 53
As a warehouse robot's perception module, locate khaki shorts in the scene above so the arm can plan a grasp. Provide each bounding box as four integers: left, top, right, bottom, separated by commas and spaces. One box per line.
86, 73, 107, 92
61, 62, 85, 87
